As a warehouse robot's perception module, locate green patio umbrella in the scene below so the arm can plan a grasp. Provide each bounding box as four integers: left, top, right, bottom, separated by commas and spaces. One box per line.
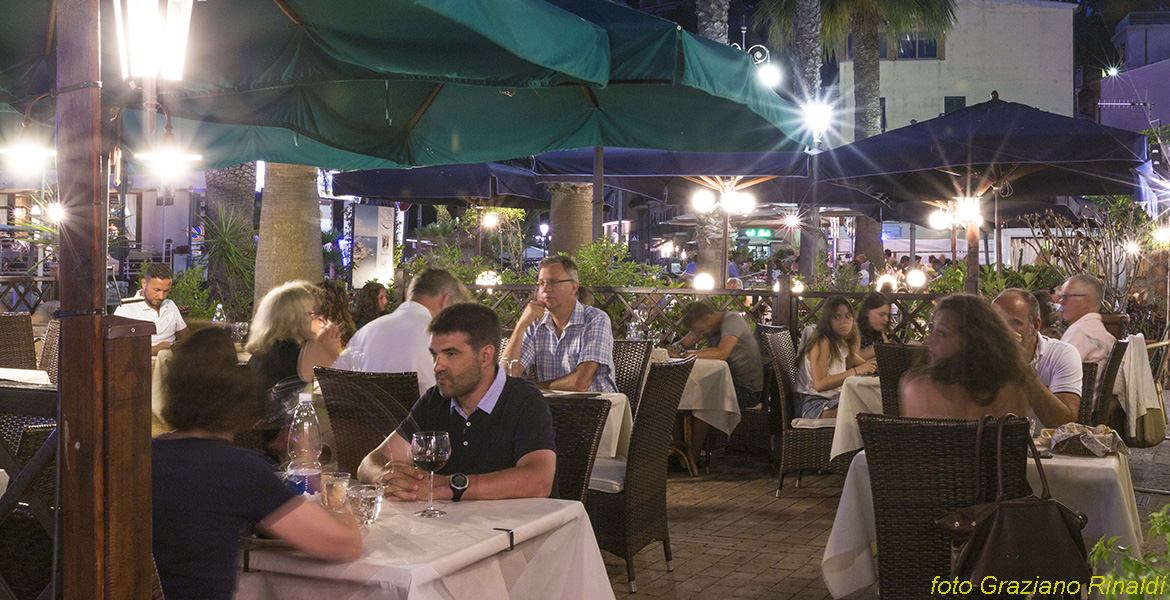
1, 0, 810, 170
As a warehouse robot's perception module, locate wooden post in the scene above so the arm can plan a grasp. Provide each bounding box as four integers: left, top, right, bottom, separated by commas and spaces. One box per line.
57, 1, 154, 597
774, 276, 792, 330
964, 223, 980, 294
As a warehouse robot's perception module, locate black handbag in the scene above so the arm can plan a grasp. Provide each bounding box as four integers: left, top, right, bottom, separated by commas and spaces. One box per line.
935, 415, 1092, 584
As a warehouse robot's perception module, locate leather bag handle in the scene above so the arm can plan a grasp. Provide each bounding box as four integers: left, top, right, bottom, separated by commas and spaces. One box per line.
994, 413, 1052, 501
971, 415, 992, 502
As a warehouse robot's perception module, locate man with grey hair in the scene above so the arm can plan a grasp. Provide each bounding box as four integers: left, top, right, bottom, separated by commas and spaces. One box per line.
993, 288, 1082, 429
1058, 274, 1115, 393
501, 255, 617, 393
335, 268, 470, 396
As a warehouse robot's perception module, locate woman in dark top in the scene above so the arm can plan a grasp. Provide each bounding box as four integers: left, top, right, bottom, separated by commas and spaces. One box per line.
153, 328, 361, 600
856, 291, 893, 360
246, 281, 343, 453
352, 281, 388, 331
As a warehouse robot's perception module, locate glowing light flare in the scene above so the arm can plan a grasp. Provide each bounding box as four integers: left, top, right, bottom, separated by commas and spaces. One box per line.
782, 214, 801, 229
953, 196, 983, 227
790, 279, 805, 295
928, 209, 953, 230
1125, 240, 1141, 254
1106, 66, 1120, 78
660, 241, 675, 256
45, 204, 66, 223
482, 212, 500, 228
1155, 228, 1170, 245
475, 270, 502, 287
772, 280, 780, 292
114, 0, 195, 80
906, 269, 927, 288
721, 191, 756, 215
757, 63, 782, 88
693, 273, 715, 290
875, 274, 899, 292
0, 144, 57, 177
691, 190, 717, 214
136, 147, 203, 183
801, 102, 833, 137
539, 223, 549, 236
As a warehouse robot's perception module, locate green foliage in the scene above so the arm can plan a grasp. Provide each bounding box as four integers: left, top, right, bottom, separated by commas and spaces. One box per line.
928, 261, 966, 295
1089, 503, 1170, 599
202, 207, 256, 320
168, 266, 215, 320
571, 238, 670, 288
415, 219, 461, 245
808, 252, 864, 293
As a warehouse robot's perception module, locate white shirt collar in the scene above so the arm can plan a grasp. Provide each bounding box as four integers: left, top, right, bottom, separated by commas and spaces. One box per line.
449, 365, 507, 419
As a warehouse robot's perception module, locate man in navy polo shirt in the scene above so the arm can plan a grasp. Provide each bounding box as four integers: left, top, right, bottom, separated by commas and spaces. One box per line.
356, 302, 557, 501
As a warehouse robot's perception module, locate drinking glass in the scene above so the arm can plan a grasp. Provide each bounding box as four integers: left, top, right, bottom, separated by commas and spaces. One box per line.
231, 321, 249, 345
322, 472, 350, 511
347, 484, 383, 525
411, 431, 452, 518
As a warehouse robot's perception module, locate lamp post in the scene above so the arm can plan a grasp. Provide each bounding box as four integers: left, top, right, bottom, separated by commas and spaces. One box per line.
477, 208, 498, 256
691, 188, 757, 286
539, 222, 549, 258
927, 196, 983, 294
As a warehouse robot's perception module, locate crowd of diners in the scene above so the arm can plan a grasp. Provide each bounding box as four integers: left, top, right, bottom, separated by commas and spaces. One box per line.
126, 254, 1115, 600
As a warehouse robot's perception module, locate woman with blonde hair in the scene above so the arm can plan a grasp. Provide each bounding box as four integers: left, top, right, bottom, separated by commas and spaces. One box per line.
901, 294, 1031, 419
247, 280, 342, 408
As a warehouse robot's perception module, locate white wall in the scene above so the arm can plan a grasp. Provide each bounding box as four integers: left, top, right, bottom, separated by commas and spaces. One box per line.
835, 0, 1075, 144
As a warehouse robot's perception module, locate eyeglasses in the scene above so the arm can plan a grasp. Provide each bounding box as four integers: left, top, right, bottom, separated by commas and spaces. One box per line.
536, 278, 574, 288
1056, 293, 1088, 302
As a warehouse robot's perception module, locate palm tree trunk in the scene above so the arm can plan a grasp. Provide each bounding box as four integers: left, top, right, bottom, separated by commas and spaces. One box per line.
204, 162, 256, 307
794, 0, 822, 98
851, 10, 884, 271
549, 183, 593, 256
254, 163, 324, 305
851, 10, 882, 141
696, 0, 729, 44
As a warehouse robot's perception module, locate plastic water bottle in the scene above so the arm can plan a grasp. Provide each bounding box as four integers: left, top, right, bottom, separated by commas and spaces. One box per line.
212, 303, 227, 324
285, 393, 322, 495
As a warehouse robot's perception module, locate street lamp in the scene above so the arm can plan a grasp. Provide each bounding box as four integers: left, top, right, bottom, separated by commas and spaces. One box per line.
0, 93, 57, 178
692, 187, 757, 287
801, 102, 833, 148
482, 212, 500, 228
757, 63, 782, 88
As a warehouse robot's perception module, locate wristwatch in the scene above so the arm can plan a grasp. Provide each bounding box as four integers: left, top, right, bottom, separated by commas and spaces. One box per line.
449, 473, 469, 502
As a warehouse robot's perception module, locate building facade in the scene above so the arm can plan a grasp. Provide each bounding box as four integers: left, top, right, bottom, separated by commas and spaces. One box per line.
834, 0, 1075, 144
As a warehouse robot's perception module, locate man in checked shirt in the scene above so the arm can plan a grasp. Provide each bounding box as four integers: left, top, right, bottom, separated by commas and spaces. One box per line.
501, 255, 618, 393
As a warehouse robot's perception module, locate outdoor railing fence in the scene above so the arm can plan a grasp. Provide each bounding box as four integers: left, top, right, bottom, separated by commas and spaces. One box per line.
0, 276, 58, 313
463, 283, 943, 345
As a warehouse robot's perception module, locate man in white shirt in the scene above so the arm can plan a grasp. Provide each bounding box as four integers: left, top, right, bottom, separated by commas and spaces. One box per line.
1058, 274, 1116, 394
333, 268, 470, 397
113, 263, 189, 355
993, 289, 1082, 428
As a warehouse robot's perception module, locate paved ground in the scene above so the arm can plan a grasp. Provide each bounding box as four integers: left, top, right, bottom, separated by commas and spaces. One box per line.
601, 440, 1170, 600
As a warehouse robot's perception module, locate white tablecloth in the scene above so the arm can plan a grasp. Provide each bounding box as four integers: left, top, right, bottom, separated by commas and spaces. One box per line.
678, 359, 740, 435
829, 376, 882, 460
235, 498, 615, 600
0, 368, 50, 385
822, 451, 1143, 598
544, 392, 632, 459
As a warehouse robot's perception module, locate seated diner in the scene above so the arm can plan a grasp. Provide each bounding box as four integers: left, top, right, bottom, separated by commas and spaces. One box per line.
794, 295, 877, 419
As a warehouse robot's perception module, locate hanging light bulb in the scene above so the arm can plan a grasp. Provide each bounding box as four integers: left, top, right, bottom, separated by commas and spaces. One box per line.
757, 63, 782, 88
691, 190, 717, 214
790, 278, 805, 295
875, 274, 899, 292
694, 273, 715, 290
782, 213, 801, 229
135, 125, 202, 183
928, 209, 953, 230
906, 269, 927, 288
45, 203, 67, 223
482, 212, 500, 228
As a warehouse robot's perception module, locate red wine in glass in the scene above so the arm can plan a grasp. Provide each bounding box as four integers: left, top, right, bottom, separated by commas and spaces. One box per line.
412, 454, 448, 473
411, 431, 452, 517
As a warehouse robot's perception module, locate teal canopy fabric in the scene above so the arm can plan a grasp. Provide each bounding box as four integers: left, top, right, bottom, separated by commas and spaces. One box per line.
0, 0, 809, 171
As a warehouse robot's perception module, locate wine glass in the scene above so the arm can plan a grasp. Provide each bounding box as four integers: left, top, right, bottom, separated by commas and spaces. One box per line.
411, 431, 451, 518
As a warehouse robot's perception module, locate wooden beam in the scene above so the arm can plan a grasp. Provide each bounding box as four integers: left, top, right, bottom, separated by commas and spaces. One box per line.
403, 83, 444, 140
56, 0, 106, 597
732, 176, 776, 190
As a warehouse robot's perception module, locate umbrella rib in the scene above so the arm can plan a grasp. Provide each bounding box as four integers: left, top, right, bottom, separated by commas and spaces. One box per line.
403, 83, 445, 139
269, 0, 305, 25
43, 0, 57, 58
581, 87, 599, 108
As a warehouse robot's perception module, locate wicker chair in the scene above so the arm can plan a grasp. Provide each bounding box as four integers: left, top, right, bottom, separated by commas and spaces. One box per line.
36, 320, 60, 386
612, 340, 652, 418
873, 343, 930, 417
0, 313, 37, 370
0, 421, 56, 600
1091, 339, 1129, 428
858, 414, 1032, 600
1076, 362, 1098, 425
547, 397, 611, 504
586, 357, 695, 593
762, 329, 834, 495
313, 368, 419, 474
718, 324, 776, 453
